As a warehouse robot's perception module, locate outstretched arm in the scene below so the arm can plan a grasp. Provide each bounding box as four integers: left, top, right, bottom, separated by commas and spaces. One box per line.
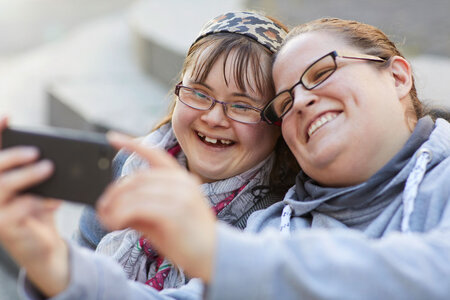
207, 214, 450, 300
0, 116, 69, 297
1, 124, 217, 298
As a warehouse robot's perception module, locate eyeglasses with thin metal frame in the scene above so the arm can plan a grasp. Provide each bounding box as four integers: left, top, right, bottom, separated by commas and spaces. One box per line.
261, 50, 387, 124
174, 83, 265, 124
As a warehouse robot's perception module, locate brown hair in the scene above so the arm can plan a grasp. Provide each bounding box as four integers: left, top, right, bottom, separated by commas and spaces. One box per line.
279, 18, 424, 122
154, 31, 299, 194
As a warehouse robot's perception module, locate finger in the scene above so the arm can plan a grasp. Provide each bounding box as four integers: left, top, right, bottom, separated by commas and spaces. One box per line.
0, 116, 8, 149
98, 192, 171, 230
96, 173, 140, 212
97, 175, 175, 228
0, 160, 53, 202
0, 116, 8, 131
97, 169, 191, 216
98, 172, 203, 230
29, 199, 62, 237
0, 146, 39, 171
0, 196, 60, 231
0, 195, 62, 267
96, 171, 161, 222
0, 195, 47, 231
106, 131, 180, 169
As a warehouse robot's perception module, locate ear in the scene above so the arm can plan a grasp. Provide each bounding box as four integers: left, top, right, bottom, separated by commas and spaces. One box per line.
389, 56, 413, 100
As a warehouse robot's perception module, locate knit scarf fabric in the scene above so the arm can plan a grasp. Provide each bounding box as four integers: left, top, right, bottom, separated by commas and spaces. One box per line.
96, 123, 274, 289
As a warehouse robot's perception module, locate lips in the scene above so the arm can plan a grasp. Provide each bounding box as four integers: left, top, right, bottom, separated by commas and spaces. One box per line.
306, 111, 340, 140
197, 131, 235, 147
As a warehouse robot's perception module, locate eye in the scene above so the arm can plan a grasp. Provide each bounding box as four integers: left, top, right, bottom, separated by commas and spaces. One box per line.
310, 66, 334, 83
280, 98, 293, 112
185, 89, 213, 104
230, 103, 252, 111
274, 93, 293, 115
193, 90, 208, 99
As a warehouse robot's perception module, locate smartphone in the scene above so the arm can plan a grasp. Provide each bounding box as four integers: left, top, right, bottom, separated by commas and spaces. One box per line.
1, 126, 117, 206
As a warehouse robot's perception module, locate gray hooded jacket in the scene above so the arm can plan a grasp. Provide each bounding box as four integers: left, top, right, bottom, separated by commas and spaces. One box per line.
19, 118, 450, 300
209, 117, 450, 299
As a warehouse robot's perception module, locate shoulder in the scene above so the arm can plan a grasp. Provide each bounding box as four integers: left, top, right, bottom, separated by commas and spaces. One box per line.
233, 191, 284, 230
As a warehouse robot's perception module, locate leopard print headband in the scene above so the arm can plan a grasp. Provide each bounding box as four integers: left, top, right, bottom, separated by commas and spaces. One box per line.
193, 11, 287, 53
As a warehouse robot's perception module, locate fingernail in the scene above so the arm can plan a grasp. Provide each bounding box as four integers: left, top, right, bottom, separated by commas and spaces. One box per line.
20, 147, 39, 158
97, 195, 108, 212
107, 131, 126, 142
37, 160, 54, 173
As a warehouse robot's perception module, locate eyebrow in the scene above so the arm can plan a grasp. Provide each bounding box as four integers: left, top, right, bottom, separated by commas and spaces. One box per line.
187, 80, 264, 105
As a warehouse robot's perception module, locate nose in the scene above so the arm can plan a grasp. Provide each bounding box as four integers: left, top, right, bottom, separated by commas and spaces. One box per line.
290, 85, 318, 114
200, 102, 230, 127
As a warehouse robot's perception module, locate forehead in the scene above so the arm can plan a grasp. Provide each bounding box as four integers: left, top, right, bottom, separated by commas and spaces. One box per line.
273, 32, 351, 91
186, 48, 269, 98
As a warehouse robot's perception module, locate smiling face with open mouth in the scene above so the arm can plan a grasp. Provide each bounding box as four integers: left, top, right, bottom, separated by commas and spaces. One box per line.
273, 31, 412, 186
172, 51, 280, 183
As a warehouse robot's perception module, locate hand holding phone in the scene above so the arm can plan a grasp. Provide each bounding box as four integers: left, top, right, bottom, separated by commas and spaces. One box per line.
1, 126, 117, 206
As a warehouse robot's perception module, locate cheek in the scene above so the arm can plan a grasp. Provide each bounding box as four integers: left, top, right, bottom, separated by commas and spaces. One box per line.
172, 103, 199, 146
237, 123, 280, 154
281, 116, 298, 148
172, 103, 197, 129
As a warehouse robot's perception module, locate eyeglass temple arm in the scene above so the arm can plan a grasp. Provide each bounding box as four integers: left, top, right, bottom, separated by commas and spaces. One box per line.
337, 51, 386, 62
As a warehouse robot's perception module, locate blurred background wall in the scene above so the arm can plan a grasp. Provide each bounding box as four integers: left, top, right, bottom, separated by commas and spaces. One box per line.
248, 0, 450, 57
1, 0, 449, 130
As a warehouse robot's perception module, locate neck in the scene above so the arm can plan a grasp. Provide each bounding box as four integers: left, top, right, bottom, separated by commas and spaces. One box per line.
316, 121, 414, 188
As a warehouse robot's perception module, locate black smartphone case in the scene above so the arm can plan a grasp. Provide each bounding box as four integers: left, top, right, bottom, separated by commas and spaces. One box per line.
2, 127, 117, 206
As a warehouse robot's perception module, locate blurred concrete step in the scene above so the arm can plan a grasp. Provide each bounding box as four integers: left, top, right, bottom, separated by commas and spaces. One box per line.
128, 0, 246, 87
47, 74, 168, 136
41, 10, 171, 134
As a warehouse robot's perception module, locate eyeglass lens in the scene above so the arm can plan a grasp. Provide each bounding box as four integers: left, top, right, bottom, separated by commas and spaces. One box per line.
302, 54, 336, 89
263, 53, 337, 123
177, 86, 261, 124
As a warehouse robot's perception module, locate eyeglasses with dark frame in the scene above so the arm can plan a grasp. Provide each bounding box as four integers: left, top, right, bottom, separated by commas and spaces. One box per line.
174, 83, 265, 124
261, 50, 387, 124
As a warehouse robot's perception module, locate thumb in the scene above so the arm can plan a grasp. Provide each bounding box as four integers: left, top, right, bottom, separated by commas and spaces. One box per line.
0, 116, 9, 148
106, 131, 180, 169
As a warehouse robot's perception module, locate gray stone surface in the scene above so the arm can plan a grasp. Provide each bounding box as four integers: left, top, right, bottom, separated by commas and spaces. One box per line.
0, 245, 19, 300
0, 0, 134, 56
246, 0, 450, 57
410, 55, 450, 109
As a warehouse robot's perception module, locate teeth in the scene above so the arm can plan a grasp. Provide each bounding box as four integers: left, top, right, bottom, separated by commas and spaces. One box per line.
198, 132, 233, 145
308, 112, 338, 138
204, 136, 218, 144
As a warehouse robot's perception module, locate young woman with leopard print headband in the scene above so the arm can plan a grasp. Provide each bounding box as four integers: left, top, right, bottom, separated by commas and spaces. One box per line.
0, 11, 297, 299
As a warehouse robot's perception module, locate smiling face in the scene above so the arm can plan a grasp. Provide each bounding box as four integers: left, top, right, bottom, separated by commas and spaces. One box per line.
172, 51, 280, 183
274, 31, 413, 186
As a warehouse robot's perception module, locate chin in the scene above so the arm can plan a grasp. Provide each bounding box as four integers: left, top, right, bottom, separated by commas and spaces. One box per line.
299, 150, 341, 177
195, 166, 229, 182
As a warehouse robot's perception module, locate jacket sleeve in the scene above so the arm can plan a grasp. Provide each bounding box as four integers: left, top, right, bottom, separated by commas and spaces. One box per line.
18, 242, 204, 300
208, 216, 450, 300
